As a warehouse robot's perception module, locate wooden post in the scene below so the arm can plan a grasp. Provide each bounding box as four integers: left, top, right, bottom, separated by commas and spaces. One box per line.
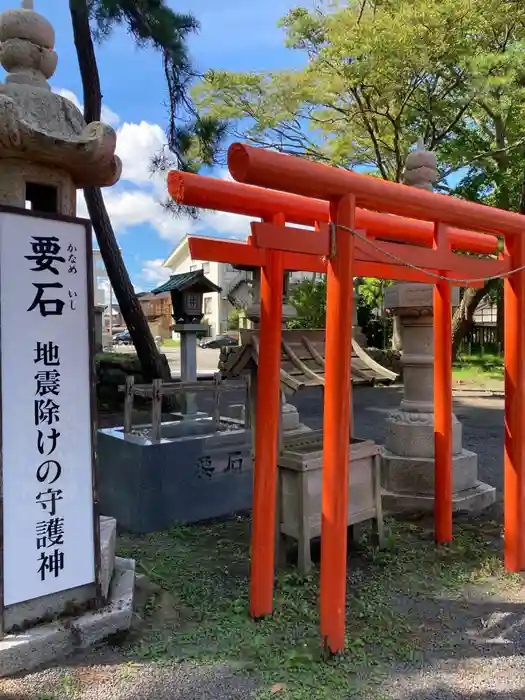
212, 372, 221, 430
504, 232, 525, 572
244, 374, 251, 429
151, 379, 163, 442
320, 194, 355, 654
433, 223, 453, 543
123, 375, 135, 434
249, 214, 284, 619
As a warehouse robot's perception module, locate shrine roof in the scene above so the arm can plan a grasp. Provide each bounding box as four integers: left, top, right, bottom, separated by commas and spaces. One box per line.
151, 270, 221, 295
219, 329, 397, 393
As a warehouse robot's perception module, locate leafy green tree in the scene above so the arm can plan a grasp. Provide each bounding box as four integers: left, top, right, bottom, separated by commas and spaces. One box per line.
358, 278, 390, 310
227, 308, 241, 330
288, 277, 327, 329
69, 0, 225, 380
194, 0, 525, 351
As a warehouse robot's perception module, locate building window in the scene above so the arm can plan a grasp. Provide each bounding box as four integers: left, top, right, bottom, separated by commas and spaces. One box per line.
203, 297, 212, 314
202, 262, 210, 273
189, 264, 198, 272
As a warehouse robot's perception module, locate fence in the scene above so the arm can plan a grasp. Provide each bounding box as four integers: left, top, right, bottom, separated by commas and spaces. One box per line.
459, 324, 501, 356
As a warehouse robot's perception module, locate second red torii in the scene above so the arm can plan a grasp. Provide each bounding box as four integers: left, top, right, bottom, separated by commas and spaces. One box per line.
168, 151, 519, 658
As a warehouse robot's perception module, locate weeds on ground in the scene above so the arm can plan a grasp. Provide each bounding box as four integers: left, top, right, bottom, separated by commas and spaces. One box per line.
453, 353, 504, 385
118, 515, 519, 700
160, 339, 180, 348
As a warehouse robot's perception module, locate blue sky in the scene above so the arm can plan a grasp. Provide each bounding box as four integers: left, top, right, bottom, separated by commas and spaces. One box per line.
15, 0, 308, 293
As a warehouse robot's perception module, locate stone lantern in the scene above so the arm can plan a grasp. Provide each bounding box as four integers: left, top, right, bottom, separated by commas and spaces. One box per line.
0, 1, 133, 677
381, 143, 495, 512
0, 2, 121, 213
152, 269, 221, 416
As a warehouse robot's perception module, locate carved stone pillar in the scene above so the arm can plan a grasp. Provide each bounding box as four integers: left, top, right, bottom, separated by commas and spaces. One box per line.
380, 142, 495, 513
381, 283, 495, 512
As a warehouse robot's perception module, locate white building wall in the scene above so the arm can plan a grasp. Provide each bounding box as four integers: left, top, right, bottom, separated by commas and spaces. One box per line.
92, 248, 109, 307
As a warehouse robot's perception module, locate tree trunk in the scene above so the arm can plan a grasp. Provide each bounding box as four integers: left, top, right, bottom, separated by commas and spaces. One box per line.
451, 280, 498, 359
69, 0, 171, 382
84, 188, 171, 381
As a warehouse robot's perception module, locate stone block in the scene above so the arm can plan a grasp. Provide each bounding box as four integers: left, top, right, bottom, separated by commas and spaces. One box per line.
74, 557, 135, 650
282, 402, 301, 432
381, 448, 479, 495
384, 282, 459, 310
0, 557, 135, 677
97, 419, 253, 533
382, 480, 496, 515
99, 515, 117, 601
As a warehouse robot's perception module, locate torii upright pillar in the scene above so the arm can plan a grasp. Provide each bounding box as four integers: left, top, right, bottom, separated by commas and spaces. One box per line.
249, 214, 285, 618
320, 195, 356, 653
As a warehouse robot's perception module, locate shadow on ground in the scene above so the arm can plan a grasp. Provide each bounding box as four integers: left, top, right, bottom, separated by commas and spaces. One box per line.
3, 507, 525, 700
2, 385, 512, 700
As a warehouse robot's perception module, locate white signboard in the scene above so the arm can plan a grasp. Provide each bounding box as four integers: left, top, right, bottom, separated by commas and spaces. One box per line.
0, 211, 95, 606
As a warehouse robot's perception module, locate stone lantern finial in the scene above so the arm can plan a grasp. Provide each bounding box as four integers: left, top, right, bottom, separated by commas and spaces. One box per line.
403, 139, 438, 191
0, 1, 56, 89
0, 0, 121, 209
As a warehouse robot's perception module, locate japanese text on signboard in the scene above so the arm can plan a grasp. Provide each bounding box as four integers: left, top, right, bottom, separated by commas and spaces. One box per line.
25, 236, 79, 583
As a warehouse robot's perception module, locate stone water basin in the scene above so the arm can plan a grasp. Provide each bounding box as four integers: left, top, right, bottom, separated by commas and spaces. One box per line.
97, 418, 252, 533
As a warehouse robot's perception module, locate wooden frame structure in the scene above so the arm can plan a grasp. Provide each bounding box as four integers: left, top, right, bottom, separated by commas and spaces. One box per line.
119, 374, 248, 440
167, 145, 522, 655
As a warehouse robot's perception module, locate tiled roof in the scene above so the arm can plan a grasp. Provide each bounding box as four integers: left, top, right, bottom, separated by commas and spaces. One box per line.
152, 269, 221, 295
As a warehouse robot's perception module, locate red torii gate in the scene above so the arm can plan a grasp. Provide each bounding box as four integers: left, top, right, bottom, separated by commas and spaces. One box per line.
168, 149, 521, 655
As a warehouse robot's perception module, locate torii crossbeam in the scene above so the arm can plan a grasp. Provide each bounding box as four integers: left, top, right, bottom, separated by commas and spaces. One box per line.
168, 152, 521, 656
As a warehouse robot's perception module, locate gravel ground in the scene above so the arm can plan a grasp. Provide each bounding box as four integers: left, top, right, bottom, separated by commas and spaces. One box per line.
377, 574, 525, 699
0, 384, 512, 700
382, 656, 525, 700
0, 653, 258, 699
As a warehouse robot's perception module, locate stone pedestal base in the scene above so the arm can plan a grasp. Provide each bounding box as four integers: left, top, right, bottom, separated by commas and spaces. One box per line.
382, 481, 496, 514
381, 445, 496, 513
0, 557, 135, 678
381, 448, 478, 495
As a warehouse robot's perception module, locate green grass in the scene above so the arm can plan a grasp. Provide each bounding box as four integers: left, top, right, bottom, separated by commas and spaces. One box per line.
117, 514, 519, 700
453, 352, 504, 385
161, 338, 180, 348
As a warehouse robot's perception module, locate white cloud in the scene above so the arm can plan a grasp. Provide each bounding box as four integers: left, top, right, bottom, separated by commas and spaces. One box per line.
65, 87, 251, 246
102, 104, 121, 128
53, 87, 121, 127
77, 176, 252, 243
140, 259, 172, 287
115, 121, 166, 186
